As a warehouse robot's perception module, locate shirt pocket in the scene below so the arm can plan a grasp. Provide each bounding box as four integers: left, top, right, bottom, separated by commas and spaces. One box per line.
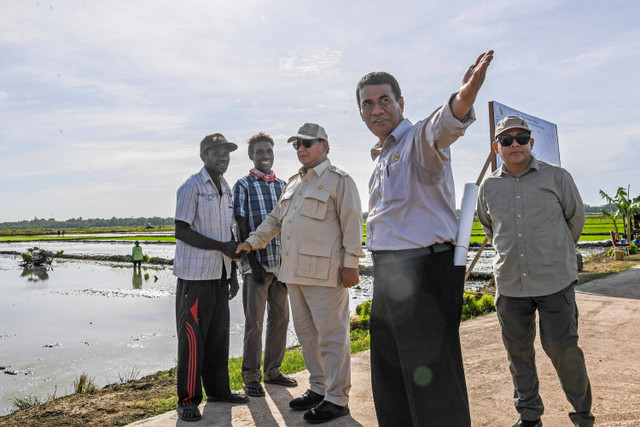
296, 243, 331, 280
300, 190, 329, 220
279, 187, 295, 217
381, 161, 407, 202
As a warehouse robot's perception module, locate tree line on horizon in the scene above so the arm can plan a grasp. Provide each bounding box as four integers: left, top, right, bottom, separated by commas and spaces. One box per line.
0, 216, 174, 231
0, 204, 611, 231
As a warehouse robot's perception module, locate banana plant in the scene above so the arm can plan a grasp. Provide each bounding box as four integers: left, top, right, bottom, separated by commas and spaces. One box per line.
599, 186, 640, 241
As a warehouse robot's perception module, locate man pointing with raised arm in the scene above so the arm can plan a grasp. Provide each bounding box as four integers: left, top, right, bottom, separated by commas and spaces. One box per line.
356, 50, 493, 426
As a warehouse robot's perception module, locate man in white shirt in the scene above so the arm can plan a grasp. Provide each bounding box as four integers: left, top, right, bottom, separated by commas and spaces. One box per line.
356, 51, 493, 426
173, 133, 248, 422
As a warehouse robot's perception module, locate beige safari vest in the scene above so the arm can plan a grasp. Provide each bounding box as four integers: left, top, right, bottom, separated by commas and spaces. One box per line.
246, 159, 364, 287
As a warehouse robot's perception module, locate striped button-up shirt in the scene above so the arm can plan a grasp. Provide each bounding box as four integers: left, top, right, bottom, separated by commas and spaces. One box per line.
173, 167, 234, 281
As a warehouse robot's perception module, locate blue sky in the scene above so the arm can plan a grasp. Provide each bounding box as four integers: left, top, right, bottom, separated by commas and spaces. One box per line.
1, 0, 638, 222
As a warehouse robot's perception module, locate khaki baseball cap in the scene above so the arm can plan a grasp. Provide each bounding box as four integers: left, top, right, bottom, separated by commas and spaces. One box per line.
287, 123, 328, 142
494, 115, 531, 139
200, 133, 238, 153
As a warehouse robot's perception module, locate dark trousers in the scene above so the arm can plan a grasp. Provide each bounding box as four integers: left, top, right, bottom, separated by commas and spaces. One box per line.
497, 285, 594, 426
370, 250, 470, 427
175, 278, 231, 407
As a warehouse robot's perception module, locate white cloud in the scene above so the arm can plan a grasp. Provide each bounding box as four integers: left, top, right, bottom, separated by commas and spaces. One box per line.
1, 0, 640, 221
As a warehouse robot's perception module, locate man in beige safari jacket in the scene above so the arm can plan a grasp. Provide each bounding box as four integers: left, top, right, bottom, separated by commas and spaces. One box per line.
237, 122, 364, 424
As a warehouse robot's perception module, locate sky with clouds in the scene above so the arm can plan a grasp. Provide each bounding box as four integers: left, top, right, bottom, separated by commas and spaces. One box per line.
1, 0, 638, 222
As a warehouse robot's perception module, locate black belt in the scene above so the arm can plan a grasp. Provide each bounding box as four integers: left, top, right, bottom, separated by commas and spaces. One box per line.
371, 243, 454, 266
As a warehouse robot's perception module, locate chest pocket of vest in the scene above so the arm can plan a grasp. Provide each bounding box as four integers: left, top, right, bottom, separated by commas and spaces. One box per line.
279, 187, 296, 218
300, 190, 330, 220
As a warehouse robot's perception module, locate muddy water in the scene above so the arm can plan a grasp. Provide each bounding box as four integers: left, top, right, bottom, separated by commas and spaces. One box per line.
0, 250, 373, 415
0, 239, 605, 415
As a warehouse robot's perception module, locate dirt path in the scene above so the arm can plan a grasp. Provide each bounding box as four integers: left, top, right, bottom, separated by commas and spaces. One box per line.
465, 265, 640, 426
130, 266, 640, 427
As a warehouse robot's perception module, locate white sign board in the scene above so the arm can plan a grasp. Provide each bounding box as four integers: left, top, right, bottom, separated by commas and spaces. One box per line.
491, 101, 561, 166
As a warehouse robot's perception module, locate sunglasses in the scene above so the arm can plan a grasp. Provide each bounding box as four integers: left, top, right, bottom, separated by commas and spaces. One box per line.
496, 133, 531, 147
292, 139, 321, 150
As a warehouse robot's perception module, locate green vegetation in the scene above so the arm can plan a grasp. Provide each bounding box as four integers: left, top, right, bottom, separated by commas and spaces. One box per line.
461, 292, 495, 321
0, 234, 176, 243
470, 214, 624, 244
599, 186, 640, 241
0, 214, 626, 245
10, 385, 57, 410
0, 217, 174, 232
117, 366, 142, 385
73, 374, 97, 394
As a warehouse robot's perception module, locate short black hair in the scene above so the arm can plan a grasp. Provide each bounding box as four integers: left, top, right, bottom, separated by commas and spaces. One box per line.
356, 72, 402, 107
247, 132, 274, 157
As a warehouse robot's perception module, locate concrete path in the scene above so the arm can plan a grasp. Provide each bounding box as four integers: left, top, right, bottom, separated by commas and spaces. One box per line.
131, 266, 640, 427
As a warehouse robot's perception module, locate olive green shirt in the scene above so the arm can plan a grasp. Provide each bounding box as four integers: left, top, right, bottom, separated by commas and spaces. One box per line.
246, 159, 365, 287
477, 157, 585, 298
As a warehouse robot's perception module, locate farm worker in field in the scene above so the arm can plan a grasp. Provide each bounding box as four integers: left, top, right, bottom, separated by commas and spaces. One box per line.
172, 133, 248, 422
477, 115, 593, 427
132, 241, 143, 271
356, 51, 493, 426
232, 132, 297, 398
237, 123, 365, 424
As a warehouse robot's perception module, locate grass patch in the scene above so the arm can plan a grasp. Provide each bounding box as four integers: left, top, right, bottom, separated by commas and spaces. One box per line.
73, 374, 97, 394
11, 394, 44, 411
11, 386, 58, 411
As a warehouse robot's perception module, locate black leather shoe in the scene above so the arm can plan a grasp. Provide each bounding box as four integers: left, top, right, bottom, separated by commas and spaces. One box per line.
303, 401, 349, 424
289, 389, 324, 411
513, 419, 542, 427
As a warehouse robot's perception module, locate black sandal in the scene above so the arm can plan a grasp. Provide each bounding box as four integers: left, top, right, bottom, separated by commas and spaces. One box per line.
177, 404, 202, 422
243, 381, 266, 397
207, 390, 249, 404
264, 373, 298, 387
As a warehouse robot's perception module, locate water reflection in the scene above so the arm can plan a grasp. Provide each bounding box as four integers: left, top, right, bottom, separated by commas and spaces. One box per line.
21, 266, 50, 282
132, 271, 142, 289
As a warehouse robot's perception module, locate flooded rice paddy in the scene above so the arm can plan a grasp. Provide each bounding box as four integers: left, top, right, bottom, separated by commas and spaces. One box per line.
0, 238, 605, 415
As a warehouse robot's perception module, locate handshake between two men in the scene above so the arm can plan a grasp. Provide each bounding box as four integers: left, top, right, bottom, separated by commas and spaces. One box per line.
216, 239, 360, 289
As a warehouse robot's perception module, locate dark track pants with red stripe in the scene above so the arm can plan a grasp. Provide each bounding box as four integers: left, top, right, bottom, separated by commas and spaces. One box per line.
176, 278, 231, 408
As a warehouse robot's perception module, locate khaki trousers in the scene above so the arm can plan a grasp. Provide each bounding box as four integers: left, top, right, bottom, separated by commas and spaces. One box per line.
287, 283, 351, 407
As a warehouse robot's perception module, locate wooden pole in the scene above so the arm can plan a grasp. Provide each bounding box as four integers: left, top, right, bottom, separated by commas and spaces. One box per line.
464, 101, 498, 282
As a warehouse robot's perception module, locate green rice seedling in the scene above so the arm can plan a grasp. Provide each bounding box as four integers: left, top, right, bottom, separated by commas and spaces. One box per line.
11, 394, 42, 410
117, 366, 141, 384
73, 373, 97, 394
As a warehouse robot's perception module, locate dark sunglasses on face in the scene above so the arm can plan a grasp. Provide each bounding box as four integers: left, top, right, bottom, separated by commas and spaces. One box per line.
292, 139, 321, 150
496, 133, 531, 147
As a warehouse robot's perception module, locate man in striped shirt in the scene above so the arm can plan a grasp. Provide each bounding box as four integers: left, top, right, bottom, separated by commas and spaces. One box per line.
173, 133, 248, 422
233, 132, 297, 398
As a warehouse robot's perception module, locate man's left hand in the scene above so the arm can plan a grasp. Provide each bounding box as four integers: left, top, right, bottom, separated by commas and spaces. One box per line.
341, 267, 360, 288
452, 50, 494, 120
228, 274, 240, 300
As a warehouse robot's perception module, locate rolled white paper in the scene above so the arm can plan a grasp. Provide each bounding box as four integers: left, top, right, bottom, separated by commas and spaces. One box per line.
454, 183, 479, 266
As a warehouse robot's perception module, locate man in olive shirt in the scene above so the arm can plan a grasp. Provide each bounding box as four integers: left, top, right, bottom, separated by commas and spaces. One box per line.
237, 123, 364, 424
477, 115, 593, 427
